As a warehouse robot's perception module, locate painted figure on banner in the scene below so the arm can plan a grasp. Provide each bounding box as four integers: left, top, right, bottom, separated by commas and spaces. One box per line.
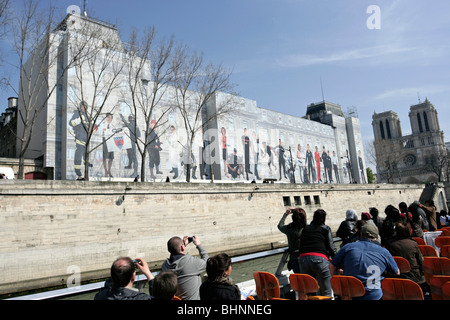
147, 120, 163, 179
120, 113, 140, 178
275, 139, 287, 181
168, 125, 180, 180
241, 128, 252, 180
102, 113, 115, 178
358, 150, 366, 184
69, 101, 94, 180
221, 127, 229, 178
305, 144, 315, 183
332, 151, 340, 183
296, 144, 304, 183
314, 146, 321, 183
251, 131, 261, 180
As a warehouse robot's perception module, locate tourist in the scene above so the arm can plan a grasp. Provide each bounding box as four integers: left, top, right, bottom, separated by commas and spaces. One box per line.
399, 202, 412, 222
440, 209, 450, 227
330, 224, 399, 300
353, 220, 367, 242
385, 222, 426, 290
361, 211, 374, 224
380, 205, 401, 247
408, 203, 426, 238
152, 271, 178, 300
420, 199, 437, 231
161, 235, 209, 300
94, 257, 153, 300
277, 208, 307, 273
369, 207, 384, 232
200, 253, 241, 300
298, 209, 337, 297
336, 209, 357, 248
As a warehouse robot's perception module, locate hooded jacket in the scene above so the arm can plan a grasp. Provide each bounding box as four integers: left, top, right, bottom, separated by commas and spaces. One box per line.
94, 278, 151, 300
161, 244, 209, 300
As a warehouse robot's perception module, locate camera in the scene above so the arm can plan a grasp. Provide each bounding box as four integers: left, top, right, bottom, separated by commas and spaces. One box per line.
188, 236, 194, 243
133, 259, 142, 268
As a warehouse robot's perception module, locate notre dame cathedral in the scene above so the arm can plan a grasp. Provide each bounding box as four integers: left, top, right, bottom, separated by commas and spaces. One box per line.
372, 99, 447, 183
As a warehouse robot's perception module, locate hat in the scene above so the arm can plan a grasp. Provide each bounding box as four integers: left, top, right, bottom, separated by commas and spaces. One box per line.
361, 212, 372, 221
361, 223, 379, 239
346, 209, 357, 221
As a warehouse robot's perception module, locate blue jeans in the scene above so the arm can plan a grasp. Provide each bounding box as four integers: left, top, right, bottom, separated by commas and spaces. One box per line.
298, 255, 333, 297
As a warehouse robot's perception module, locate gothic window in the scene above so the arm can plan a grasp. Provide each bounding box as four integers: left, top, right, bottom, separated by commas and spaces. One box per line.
417, 113, 423, 133
380, 121, 385, 139
385, 120, 392, 139
423, 112, 430, 132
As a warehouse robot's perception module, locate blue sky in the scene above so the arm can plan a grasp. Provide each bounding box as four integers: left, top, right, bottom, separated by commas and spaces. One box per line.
2, 0, 450, 147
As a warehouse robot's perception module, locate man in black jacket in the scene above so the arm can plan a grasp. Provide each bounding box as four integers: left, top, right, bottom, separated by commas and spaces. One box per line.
94, 257, 154, 300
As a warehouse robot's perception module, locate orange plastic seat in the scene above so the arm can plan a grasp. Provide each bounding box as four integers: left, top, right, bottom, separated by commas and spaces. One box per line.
423, 257, 450, 285
442, 281, 450, 300
435, 236, 450, 248
418, 245, 439, 257
253, 271, 280, 300
381, 278, 424, 300
330, 275, 365, 300
412, 237, 426, 245
437, 229, 450, 236
288, 274, 332, 300
393, 256, 411, 274
440, 245, 450, 259
429, 275, 450, 300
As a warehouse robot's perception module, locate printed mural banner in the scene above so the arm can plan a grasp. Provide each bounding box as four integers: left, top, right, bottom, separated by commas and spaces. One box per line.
105, 127, 132, 152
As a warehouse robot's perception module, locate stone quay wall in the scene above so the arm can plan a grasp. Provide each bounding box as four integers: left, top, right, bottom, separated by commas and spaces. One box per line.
0, 180, 425, 295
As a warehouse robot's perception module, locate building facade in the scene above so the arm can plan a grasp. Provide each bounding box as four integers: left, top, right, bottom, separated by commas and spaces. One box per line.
0, 97, 18, 158
16, 10, 366, 184
372, 99, 446, 183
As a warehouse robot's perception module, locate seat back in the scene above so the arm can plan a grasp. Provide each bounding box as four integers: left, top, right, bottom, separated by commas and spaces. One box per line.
381, 278, 424, 300
423, 257, 450, 285
435, 236, 450, 248
418, 245, 438, 257
429, 275, 450, 300
442, 280, 450, 300
288, 273, 320, 300
253, 271, 280, 300
412, 237, 426, 245
438, 229, 450, 236
440, 245, 450, 259
330, 275, 365, 300
393, 256, 411, 274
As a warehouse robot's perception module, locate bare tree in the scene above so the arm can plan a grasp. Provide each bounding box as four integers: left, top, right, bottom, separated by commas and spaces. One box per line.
8, 1, 87, 179
0, 0, 10, 55
171, 47, 237, 182
424, 148, 449, 182
364, 139, 377, 168
66, 14, 126, 180
381, 157, 399, 184
124, 27, 175, 181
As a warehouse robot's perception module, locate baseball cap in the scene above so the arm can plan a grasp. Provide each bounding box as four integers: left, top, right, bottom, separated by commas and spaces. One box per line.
361, 223, 379, 239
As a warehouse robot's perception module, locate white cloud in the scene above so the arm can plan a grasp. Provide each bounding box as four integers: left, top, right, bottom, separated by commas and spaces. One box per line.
373, 85, 450, 101
275, 44, 416, 68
